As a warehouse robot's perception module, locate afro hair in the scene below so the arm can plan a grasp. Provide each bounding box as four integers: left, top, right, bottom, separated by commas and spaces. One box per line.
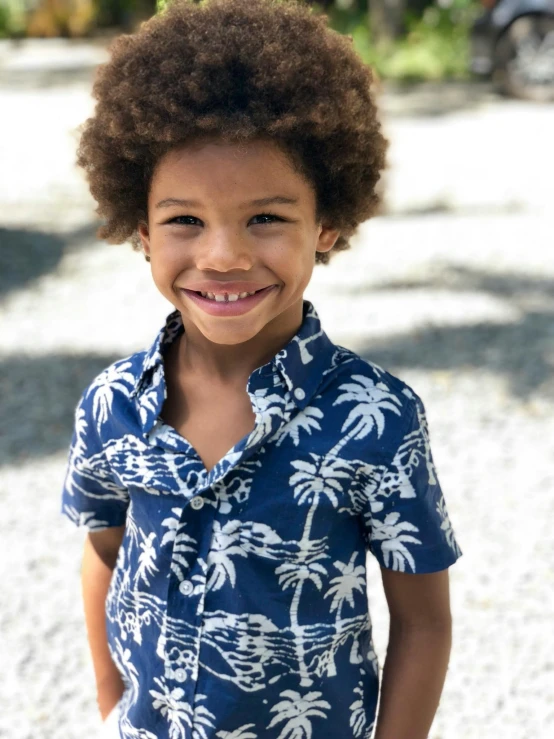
78, 0, 387, 264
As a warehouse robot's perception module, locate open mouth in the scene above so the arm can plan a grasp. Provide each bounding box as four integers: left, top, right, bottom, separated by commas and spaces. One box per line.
189, 286, 272, 302
180, 284, 277, 314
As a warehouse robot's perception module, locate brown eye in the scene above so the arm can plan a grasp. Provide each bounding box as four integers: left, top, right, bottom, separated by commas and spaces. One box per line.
169, 216, 203, 226
250, 213, 285, 225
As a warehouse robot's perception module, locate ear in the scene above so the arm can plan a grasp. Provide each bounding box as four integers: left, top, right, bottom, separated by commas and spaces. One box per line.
138, 221, 151, 257
316, 225, 340, 254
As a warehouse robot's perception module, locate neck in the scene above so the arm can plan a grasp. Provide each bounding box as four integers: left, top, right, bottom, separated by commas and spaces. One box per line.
178, 302, 304, 384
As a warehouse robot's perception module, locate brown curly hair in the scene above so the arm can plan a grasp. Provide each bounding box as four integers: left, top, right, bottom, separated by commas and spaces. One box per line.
78, 0, 387, 265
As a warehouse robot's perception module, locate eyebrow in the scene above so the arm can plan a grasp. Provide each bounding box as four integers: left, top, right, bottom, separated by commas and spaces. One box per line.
246, 196, 298, 208
155, 196, 298, 209
155, 198, 202, 209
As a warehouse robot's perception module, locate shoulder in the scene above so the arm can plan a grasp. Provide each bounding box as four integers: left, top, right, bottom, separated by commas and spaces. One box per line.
325, 344, 423, 420
84, 350, 146, 398
76, 350, 148, 426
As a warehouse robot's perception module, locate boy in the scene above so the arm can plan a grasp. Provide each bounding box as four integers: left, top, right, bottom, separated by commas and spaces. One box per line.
62, 1, 461, 737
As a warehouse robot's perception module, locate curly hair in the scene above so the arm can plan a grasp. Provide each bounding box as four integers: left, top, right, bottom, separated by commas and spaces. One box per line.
78, 0, 387, 265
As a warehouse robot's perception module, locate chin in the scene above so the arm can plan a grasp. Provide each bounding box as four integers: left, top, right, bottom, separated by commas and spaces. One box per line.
199, 326, 262, 346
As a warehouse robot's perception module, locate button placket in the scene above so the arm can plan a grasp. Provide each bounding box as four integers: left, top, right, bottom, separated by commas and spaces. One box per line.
164, 491, 216, 705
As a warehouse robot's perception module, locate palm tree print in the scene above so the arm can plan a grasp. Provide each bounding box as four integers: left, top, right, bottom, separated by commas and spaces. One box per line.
150, 679, 215, 739
324, 552, 366, 621
86, 360, 135, 431
161, 511, 198, 583
62, 303, 461, 738
72, 405, 88, 456
273, 406, 323, 447
436, 498, 461, 556
137, 364, 164, 426
282, 453, 353, 685
216, 724, 257, 739
63, 506, 109, 531
330, 375, 402, 456
206, 520, 248, 591
246, 390, 290, 449
370, 512, 422, 572
290, 454, 354, 524
402, 387, 438, 484
114, 641, 140, 706
323, 552, 366, 677
134, 531, 160, 587
275, 550, 329, 596
267, 689, 331, 739
349, 682, 366, 738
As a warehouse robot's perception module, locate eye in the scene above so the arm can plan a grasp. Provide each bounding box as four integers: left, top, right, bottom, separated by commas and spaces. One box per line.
249, 213, 286, 226
167, 215, 203, 226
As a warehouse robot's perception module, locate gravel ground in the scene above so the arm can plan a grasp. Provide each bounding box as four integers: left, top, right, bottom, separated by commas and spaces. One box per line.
1, 39, 553, 739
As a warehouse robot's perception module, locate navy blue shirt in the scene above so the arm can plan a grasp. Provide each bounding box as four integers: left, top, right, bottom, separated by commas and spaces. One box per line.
62, 300, 461, 739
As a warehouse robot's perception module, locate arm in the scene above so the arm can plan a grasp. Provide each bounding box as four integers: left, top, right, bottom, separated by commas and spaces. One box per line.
373, 568, 453, 739
81, 525, 126, 720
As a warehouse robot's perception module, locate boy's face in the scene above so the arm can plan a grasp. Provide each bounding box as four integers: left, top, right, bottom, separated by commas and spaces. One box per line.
138, 139, 339, 347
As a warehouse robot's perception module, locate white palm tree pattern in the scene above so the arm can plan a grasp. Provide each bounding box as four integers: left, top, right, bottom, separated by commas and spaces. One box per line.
61, 301, 461, 738
216, 725, 257, 739
330, 375, 403, 456
436, 498, 462, 557
324, 552, 366, 621
349, 681, 375, 738
266, 689, 331, 739
86, 359, 136, 432
369, 512, 421, 572
272, 406, 323, 447
150, 678, 216, 739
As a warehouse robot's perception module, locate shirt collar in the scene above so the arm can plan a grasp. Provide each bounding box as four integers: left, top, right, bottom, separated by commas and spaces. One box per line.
132, 300, 336, 416
268, 300, 336, 411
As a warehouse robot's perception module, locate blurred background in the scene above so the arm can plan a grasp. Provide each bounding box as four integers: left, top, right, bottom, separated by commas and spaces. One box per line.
0, 1, 553, 738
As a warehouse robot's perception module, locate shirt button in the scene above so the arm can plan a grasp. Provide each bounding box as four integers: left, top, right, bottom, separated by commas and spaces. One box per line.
294, 387, 306, 401
179, 580, 194, 596
190, 496, 204, 510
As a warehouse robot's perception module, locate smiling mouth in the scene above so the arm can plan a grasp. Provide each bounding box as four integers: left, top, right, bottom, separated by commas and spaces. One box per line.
189, 287, 270, 302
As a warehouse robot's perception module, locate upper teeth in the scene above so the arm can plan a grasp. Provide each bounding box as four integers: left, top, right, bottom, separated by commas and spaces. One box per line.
200, 291, 257, 301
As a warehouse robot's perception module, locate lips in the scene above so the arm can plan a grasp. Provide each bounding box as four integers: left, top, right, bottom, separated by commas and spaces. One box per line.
183, 281, 273, 295
193, 287, 263, 301
180, 284, 277, 316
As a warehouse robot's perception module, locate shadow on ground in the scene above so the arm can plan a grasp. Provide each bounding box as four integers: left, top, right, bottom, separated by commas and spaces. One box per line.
0, 223, 99, 297
0, 266, 551, 465
351, 265, 554, 401
0, 63, 98, 89
0, 38, 110, 90
382, 80, 504, 119
0, 353, 120, 466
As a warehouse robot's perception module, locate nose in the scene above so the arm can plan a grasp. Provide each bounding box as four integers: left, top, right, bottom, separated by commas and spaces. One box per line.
195, 226, 254, 272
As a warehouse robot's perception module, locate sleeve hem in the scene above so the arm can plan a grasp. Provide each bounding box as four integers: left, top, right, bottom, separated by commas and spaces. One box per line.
370, 545, 462, 574
61, 505, 127, 531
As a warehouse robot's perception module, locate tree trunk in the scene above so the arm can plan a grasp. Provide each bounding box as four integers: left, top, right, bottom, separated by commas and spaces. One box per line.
368, 0, 406, 43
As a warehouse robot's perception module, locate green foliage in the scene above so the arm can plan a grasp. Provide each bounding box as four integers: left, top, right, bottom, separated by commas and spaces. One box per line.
327, 0, 482, 82
0, 0, 29, 38
0, 0, 482, 83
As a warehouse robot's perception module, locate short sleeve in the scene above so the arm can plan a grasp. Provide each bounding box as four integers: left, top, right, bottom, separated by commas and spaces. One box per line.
362, 392, 462, 573
61, 391, 130, 531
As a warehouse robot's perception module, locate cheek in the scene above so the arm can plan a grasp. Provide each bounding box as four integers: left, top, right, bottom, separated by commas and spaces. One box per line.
150, 237, 185, 274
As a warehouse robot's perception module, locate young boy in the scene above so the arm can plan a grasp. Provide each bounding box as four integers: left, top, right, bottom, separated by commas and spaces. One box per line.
61, 1, 461, 737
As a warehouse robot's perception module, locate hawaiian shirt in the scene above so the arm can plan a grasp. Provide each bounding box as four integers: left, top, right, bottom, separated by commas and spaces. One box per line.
61, 300, 461, 739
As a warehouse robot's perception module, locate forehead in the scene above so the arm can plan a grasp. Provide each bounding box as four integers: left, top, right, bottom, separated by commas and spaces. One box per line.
149, 138, 315, 205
